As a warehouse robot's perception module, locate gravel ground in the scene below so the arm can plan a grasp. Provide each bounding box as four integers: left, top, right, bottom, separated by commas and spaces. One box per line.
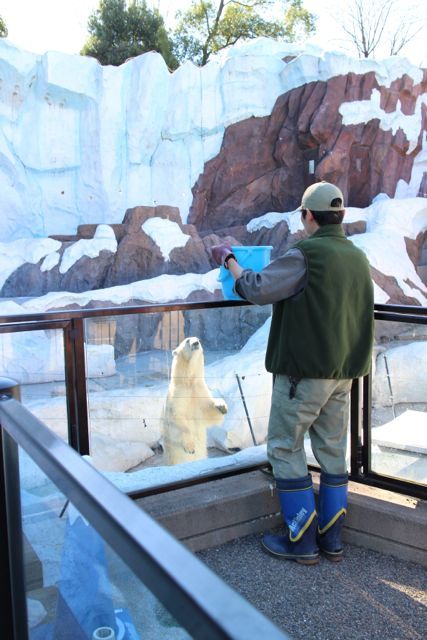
198, 533, 427, 640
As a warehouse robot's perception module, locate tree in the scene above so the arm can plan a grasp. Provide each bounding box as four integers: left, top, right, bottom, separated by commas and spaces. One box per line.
339, 0, 424, 58
81, 0, 177, 68
172, 0, 315, 67
0, 16, 8, 37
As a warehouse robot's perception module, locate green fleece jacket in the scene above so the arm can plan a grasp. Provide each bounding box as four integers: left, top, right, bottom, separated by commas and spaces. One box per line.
265, 225, 374, 378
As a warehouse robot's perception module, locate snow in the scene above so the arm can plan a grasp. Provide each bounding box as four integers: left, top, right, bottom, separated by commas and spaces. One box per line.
141, 217, 190, 260
0, 38, 426, 239
372, 410, 427, 455
59, 224, 117, 273
9, 269, 220, 313
0, 330, 116, 384
372, 342, 427, 407
245, 196, 427, 305
348, 196, 427, 304
102, 446, 269, 494
247, 211, 285, 232
339, 88, 427, 155
0, 237, 61, 289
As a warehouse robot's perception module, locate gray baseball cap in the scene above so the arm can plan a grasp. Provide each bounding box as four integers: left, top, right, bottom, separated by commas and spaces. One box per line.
301, 181, 344, 211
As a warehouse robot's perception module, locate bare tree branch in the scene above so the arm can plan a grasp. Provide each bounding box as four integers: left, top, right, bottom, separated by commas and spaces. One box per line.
338, 0, 425, 59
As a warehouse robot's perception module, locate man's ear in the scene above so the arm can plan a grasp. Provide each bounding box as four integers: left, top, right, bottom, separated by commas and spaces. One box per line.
305, 208, 314, 222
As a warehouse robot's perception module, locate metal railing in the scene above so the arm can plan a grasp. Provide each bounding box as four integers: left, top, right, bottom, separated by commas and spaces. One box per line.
0, 378, 288, 640
351, 304, 427, 500
0, 300, 426, 500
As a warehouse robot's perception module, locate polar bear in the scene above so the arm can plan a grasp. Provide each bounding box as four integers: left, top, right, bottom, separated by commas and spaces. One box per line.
162, 337, 227, 465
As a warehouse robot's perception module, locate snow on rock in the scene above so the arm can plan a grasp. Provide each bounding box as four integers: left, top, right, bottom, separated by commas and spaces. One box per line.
101, 445, 268, 494
0, 300, 116, 384
5, 261, 423, 399
246, 211, 290, 233
0, 38, 425, 240
59, 224, 117, 274
207, 319, 272, 451
0, 329, 116, 384
0, 237, 61, 289
40, 251, 61, 272
0, 269, 219, 313
372, 341, 427, 406
349, 196, 427, 304
27, 599, 47, 629
90, 435, 155, 473
372, 410, 427, 455
339, 88, 426, 155
245, 196, 426, 305
141, 217, 190, 260
371, 410, 427, 483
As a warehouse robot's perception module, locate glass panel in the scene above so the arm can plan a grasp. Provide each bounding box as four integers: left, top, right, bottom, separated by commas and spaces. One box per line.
0, 328, 68, 441
371, 320, 427, 485
84, 306, 272, 484
20, 448, 192, 639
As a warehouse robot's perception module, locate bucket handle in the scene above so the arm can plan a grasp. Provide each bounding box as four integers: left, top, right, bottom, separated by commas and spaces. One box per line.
217, 246, 271, 280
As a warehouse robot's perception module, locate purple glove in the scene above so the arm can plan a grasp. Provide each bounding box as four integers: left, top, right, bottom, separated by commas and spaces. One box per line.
211, 242, 234, 266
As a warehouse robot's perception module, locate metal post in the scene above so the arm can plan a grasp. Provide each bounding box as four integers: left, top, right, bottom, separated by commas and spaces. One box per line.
350, 377, 363, 478
362, 373, 372, 474
63, 319, 90, 454
235, 373, 257, 446
0, 378, 29, 640
0, 377, 21, 401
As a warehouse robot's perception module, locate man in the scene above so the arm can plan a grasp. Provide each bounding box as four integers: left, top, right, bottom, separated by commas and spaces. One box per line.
211, 181, 374, 565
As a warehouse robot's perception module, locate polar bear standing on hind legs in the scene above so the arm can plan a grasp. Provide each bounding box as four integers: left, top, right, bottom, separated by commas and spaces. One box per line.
163, 337, 228, 465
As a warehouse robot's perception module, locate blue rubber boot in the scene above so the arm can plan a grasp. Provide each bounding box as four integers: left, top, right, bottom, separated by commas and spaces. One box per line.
262, 475, 319, 565
317, 472, 348, 562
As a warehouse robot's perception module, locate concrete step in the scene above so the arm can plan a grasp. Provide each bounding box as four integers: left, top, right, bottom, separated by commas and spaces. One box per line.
136, 470, 427, 567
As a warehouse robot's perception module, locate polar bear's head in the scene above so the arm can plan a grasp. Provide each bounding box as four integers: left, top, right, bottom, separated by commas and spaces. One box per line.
172, 336, 203, 363
171, 337, 205, 381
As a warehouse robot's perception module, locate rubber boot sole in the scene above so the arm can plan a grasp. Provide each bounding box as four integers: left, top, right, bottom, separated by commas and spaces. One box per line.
261, 540, 319, 565
320, 548, 343, 562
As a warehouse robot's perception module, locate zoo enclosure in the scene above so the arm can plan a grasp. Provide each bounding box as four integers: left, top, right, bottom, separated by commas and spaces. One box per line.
0, 299, 426, 500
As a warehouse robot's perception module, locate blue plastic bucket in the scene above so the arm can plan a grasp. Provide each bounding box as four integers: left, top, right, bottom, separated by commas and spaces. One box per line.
218, 245, 273, 300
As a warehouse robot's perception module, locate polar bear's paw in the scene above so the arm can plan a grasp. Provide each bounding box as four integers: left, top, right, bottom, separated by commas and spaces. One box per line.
182, 435, 196, 454
214, 399, 228, 414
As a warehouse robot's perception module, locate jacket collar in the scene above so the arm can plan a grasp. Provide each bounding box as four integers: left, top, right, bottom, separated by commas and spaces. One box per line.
310, 224, 345, 239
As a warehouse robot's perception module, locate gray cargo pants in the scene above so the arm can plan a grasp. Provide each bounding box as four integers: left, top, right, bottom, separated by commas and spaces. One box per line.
267, 375, 352, 479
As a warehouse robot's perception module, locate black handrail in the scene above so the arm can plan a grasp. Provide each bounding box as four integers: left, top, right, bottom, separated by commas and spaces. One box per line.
374, 303, 427, 315
0, 393, 288, 640
0, 298, 251, 325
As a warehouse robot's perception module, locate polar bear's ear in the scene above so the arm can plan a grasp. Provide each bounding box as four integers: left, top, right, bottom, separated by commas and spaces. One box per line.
172, 348, 178, 357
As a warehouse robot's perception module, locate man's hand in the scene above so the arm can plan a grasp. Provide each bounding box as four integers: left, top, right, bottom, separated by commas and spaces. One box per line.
211, 242, 234, 266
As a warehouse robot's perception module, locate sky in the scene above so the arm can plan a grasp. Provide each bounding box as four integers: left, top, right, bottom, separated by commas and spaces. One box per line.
0, 0, 426, 66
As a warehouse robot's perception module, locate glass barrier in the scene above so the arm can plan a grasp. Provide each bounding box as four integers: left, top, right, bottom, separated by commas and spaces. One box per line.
21, 450, 191, 639
1, 392, 288, 640
1, 301, 426, 500
83, 306, 272, 483
0, 328, 68, 441
371, 320, 427, 485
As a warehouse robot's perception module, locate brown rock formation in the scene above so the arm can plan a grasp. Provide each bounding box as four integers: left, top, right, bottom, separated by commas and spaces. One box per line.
1, 70, 425, 308
1, 205, 216, 297
370, 266, 427, 305
104, 205, 212, 287
189, 71, 427, 233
